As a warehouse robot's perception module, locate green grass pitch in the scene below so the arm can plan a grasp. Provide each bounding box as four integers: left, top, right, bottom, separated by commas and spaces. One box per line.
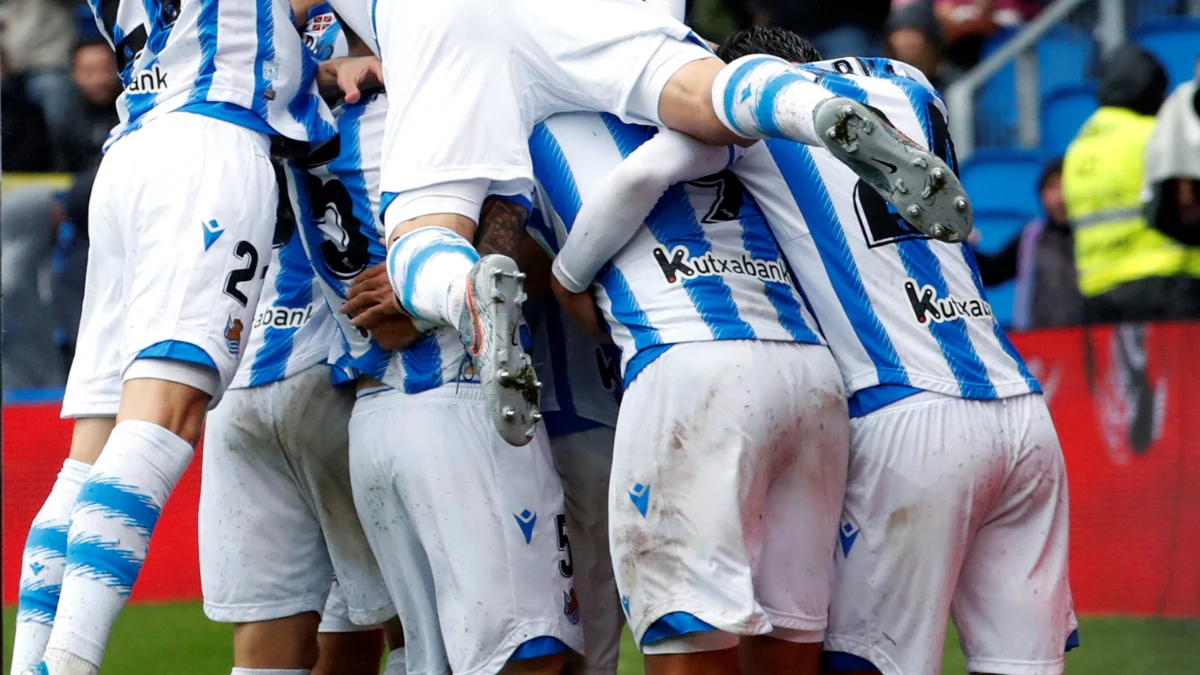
4, 604, 1199, 674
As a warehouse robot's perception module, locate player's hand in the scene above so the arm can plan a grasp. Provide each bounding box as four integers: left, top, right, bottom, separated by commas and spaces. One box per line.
550, 274, 613, 345
370, 315, 422, 351
320, 56, 384, 104
343, 262, 402, 330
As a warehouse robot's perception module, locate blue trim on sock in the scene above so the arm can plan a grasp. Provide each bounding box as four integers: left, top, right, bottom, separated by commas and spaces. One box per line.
24, 523, 69, 559
1066, 628, 1080, 652
136, 340, 218, 370
641, 612, 716, 646
75, 477, 162, 537
65, 536, 143, 596
823, 651, 878, 671
509, 636, 569, 661
16, 583, 60, 625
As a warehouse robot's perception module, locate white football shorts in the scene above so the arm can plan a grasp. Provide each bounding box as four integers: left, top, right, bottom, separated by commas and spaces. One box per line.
610, 340, 849, 652
373, 0, 714, 228
62, 112, 277, 416
199, 364, 393, 627
349, 383, 584, 675
825, 392, 1077, 675
318, 580, 379, 634
550, 426, 623, 675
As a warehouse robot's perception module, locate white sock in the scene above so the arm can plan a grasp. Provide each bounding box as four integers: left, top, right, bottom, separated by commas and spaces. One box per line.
42, 647, 97, 675
230, 669, 311, 674
383, 647, 406, 674
11, 459, 92, 674
45, 421, 194, 670
711, 54, 834, 146
386, 227, 479, 327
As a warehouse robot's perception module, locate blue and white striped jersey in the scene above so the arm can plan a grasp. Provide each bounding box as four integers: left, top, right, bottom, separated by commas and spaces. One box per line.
525, 206, 623, 434
730, 57, 1040, 415
529, 112, 824, 387
302, 3, 347, 62
228, 159, 340, 390
300, 91, 471, 395
88, 0, 335, 149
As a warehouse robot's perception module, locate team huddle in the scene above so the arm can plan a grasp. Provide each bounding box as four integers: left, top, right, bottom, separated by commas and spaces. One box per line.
11, 0, 1077, 674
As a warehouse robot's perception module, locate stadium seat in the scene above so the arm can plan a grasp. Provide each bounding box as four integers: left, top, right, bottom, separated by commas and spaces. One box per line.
1038, 25, 1095, 96
1134, 19, 1200, 89
976, 28, 1021, 148
959, 149, 1048, 215
1041, 84, 1098, 156
970, 209, 1030, 330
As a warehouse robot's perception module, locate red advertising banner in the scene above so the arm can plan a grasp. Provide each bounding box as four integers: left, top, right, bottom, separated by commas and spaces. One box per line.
3, 322, 1199, 615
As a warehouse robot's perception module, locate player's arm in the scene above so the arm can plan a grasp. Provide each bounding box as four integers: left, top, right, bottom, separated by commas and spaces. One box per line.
552, 130, 738, 292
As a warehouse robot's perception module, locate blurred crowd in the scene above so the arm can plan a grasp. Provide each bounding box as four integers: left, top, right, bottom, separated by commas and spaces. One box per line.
1, 0, 1198, 390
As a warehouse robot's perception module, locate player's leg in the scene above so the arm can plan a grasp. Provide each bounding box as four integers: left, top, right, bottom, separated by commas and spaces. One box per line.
823, 394, 1011, 675
549, 426, 623, 675
10, 162, 124, 673
350, 385, 581, 675
370, 0, 538, 446
951, 394, 1076, 675
313, 583, 386, 675
199, 375, 333, 673
35, 114, 278, 675
740, 344, 849, 675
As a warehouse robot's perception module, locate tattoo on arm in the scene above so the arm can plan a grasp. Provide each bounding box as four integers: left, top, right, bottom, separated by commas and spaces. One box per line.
474, 198, 529, 259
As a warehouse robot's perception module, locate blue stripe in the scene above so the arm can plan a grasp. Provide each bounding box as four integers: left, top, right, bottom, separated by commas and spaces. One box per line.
400, 334, 445, 394
755, 71, 810, 138
958, 245, 1041, 393
596, 267, 661, 361
75, 477, 162, 537
253, 0, 275, 119
721, 56, 779, 137
143, 0, 175, 55
509, 636, 569, 661
24, 524, 69, 559
17, 583, 60, 624
187, 0, 220, 104
394, 234, 478, 321
738, 197, 820, 343
601, 115, 755, 341
65, 536, 143, 596
250, 164, 316, 386
642, 612, 716, 645
529, 121, 660, 361
766, 141, 910, 385
288, 45, 337, 143
137, 340, 218, 370
893, 239, 997, 398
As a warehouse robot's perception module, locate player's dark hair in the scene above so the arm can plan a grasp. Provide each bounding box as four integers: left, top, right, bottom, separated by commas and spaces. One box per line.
73, 36, 111, 57
717, 26, 822, 65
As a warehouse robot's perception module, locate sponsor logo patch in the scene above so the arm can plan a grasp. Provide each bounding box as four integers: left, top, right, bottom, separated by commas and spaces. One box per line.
904, 280, 993, 325
224, 316, 244, 355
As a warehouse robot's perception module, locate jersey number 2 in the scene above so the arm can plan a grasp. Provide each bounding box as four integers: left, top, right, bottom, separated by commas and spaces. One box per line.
223, 241, 260, 307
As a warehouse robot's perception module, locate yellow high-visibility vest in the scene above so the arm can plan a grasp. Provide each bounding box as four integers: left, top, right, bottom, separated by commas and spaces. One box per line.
1063, 106, 1200, 297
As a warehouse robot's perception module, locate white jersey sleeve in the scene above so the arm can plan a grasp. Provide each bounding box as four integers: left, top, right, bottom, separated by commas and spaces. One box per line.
90, 0, 335, 149
529, 112, 824, 387
732, 57, 1040, 412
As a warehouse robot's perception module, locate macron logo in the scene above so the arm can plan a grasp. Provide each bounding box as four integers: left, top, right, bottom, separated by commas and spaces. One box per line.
514, 509, 537, 544
628, 483, 650, 517
202, 219, 224, 251
838, 521, 859, 557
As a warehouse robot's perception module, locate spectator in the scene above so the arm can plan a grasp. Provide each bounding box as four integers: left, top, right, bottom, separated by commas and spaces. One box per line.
934, 0, 1042, 70
884, 2, 964, 91
0, 0, 80, 161
58, 37, 121, 171
972, 158, 1082, 330
1140, 55, 1200, 288
1, 44, 54, 171
750, 0, 891, 59
1063, 45, 1198, 323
